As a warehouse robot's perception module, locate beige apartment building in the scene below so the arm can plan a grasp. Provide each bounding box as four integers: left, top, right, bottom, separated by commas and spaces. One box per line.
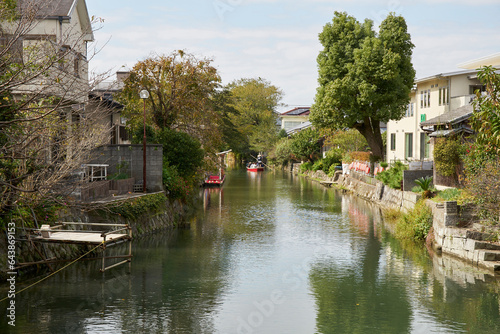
386, 69, 484, 164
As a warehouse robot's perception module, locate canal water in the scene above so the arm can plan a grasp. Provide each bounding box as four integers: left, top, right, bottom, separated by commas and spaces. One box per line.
1, 170, 500, 333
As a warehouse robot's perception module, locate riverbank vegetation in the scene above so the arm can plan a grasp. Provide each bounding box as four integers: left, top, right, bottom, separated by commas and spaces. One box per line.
383, 200, 433, 242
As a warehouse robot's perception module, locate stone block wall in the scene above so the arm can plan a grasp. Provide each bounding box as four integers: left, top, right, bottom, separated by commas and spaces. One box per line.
91, 145, 163, 192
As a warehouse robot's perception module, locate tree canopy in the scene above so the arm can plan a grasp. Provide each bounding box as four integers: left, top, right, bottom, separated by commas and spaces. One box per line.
118, 51, 223, 155
310, 12, 415, 159
226, 77, 283, 154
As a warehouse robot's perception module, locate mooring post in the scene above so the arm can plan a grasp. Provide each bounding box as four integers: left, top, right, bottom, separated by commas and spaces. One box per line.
101, 235, 107, 273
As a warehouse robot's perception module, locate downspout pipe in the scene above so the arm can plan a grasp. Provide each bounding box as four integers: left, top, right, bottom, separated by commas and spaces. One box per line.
58, 16, 63, 44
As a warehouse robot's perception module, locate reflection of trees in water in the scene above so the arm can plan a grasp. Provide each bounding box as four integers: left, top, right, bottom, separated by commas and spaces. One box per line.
310, 208, 412, 334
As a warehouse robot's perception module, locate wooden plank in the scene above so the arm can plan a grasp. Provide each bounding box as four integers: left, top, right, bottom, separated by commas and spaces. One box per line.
33, 231, 129, 244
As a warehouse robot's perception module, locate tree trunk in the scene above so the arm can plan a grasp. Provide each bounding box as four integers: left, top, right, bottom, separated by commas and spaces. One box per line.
353, 117, 384, 160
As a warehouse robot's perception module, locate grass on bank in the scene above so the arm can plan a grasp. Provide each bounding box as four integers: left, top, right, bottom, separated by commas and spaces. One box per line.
383, 200, 433, 242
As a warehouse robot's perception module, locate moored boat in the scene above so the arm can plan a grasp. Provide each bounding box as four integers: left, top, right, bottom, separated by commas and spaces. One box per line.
203, 149, 231, 187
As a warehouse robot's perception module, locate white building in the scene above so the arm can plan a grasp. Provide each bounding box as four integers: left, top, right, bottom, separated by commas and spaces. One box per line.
279, 107, 310, 132
386, 69, 484, 164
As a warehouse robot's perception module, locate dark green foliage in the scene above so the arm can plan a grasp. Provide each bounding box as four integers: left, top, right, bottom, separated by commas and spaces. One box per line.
376, 160, 407, 189
311, 12, 415, 159
131, 124, 157, 144
433, 138, 461, 177
162, 164, 190, 199
156, 128, 204, 179
414, 176, 433, 191
312, 160, 324, 172
300, 161, 313, 172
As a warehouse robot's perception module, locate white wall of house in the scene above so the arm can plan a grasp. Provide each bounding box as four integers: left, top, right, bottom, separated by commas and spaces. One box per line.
280, 115, 309, 131
386, 69, 482, 163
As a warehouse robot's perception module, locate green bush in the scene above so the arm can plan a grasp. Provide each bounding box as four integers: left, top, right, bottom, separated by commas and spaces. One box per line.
328, 163, 340, 177
162, 164, 190, 199
300, 161, 313, 172
433, 138, 461, 177
376, 160, 407, 189
312, 160, 324, 171
435, 188, 462, 202
323, 149, 342, 172
395, 200, 433, 241
272, 137, 293, 166
157, 128, 204, 179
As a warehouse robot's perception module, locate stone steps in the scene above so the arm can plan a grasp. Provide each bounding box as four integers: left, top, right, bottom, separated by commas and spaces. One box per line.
479, 250, 500, 261
474, 240, 500, 251
466, 230, 500, 272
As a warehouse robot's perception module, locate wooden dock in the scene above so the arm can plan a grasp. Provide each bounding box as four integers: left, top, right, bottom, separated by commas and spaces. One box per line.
26, 222, 133, 272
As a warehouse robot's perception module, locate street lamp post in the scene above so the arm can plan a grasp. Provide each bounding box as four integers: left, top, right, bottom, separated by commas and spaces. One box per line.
140, 89, 149, 193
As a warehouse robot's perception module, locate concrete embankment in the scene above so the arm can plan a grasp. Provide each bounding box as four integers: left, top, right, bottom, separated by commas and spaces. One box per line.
290, 163, 500, 273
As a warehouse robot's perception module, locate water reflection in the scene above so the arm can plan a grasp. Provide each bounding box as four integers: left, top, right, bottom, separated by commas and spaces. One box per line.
1, 171, 499, 333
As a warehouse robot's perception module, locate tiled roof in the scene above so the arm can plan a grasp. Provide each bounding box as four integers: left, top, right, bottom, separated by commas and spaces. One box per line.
281, 107, 310, 116
18, 0, 76, 18
420, 104, 474, 127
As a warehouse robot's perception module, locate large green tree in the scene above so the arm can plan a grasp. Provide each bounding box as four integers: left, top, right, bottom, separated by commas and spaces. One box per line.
226, 77, 283, 154
310, 12, 415, 159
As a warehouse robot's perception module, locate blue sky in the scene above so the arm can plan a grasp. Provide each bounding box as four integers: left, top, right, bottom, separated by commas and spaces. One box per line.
85, 0, 500, 111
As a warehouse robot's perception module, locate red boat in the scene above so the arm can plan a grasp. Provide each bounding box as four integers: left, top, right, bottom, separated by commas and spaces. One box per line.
204, 174, 225, 186
247, 154, 265, 172
203, 150, 231, 187
246, 163, 265, 172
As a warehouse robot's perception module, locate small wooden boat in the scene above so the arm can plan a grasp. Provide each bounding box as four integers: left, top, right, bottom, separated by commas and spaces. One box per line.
247, 154, 265, 172
203, 149, 231, 187
246, 163, 265, 172
204, 174, 225, 186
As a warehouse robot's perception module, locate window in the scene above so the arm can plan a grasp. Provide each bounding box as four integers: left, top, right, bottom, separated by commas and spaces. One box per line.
390, 133, 396, 151
420, 91, 424, 108
283, 121, 302, 130
420, 133, 429, 159
405, 103, 414, 117
405, 133, 413, 159
469, 85, 486, 95
439, 86, 449, 105
427, 89, 430, 107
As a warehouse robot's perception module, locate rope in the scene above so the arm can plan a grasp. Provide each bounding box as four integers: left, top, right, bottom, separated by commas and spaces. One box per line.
0, 241, 104, 303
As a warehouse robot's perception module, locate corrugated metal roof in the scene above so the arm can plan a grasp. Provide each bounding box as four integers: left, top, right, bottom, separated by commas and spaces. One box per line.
420, 104, 474, 127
